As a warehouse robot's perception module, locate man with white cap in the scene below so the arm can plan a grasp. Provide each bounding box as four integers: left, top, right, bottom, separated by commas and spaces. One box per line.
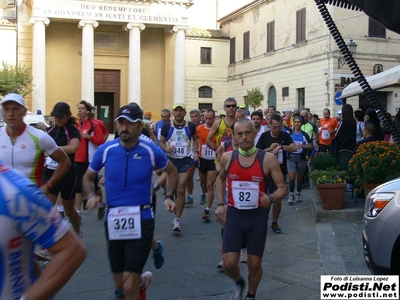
83, 103, 178, 299
0, 93, 70, 193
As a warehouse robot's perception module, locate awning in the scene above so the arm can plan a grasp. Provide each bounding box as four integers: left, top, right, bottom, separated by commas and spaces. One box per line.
340, 65, 400, 99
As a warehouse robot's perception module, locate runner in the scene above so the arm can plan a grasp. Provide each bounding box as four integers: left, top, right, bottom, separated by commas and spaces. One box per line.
159, 103, 199, 232
83, 103, 178, 299
0, 161, 86, 300
215, 118, 287, 300
196, 108, 217, 220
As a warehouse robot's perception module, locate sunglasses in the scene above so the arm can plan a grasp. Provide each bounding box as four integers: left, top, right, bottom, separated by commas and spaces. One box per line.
225, 105, 237, 108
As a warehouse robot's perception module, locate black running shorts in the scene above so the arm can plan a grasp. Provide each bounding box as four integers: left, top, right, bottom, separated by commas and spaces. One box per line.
105, 218, 154, 274
223, 206, 269, 257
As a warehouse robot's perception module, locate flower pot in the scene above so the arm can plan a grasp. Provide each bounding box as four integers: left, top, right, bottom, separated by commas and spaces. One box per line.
316, 183, 346, 210
364, 183, 381, 198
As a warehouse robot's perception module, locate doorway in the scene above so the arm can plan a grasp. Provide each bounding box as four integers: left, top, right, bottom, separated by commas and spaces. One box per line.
94, 69, 121, 133
95, 92, 114, 134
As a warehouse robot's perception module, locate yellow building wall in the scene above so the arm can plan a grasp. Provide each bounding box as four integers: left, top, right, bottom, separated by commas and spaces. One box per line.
45, 22, 171, 119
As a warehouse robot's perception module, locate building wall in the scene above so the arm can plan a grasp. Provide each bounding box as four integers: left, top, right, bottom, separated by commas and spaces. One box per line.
219, 0, 400, 115
44, 21, 171, 118
185, 37, 229, 115
0, 22, 17, 67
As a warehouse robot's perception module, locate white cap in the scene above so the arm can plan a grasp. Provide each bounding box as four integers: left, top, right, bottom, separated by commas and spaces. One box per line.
1, 93, 26, 107
337, 109, 342, 114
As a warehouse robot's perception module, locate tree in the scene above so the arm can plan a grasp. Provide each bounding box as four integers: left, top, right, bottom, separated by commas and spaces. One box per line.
0, 62, 32, 97
245, 87, 264, 111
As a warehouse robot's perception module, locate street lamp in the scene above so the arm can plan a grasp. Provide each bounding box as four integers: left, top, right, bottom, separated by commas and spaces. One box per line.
338, 39, 357, 68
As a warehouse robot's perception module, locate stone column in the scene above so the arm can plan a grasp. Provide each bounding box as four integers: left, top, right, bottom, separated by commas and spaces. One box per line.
124, 23, 145, 106
29, 17, 50, 114
172, 26, 187, 105
78, 20, 99, 104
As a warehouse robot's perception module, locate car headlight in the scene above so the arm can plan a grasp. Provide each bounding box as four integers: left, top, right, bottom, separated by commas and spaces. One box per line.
366, 192, 395, 217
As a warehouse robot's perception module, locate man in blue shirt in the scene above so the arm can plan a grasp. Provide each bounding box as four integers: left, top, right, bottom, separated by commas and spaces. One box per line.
83, 103, 178, 300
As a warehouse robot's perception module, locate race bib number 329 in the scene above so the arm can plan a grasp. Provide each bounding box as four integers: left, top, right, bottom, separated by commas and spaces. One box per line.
107, 206, 141, 240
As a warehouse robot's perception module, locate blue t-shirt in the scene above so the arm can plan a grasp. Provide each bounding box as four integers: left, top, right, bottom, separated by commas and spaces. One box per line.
0, 161, 70, 299
155, 120, 167, 146
290, 130, 311, 156
89, 135, 169, 220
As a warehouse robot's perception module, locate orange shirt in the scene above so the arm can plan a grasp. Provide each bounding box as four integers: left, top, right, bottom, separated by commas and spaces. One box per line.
196, 124, 216, 160
319, 117, 339, 146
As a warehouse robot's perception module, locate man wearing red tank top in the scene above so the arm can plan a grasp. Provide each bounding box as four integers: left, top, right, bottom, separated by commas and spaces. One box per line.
215, 119, 287, 300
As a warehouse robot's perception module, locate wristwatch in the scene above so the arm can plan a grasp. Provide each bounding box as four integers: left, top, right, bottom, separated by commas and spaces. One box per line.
280, 144, 283, 150
164, 195, 175, 201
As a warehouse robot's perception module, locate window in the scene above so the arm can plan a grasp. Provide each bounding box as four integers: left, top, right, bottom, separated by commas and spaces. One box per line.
243, 31, 250, 60
369, 18, 386, 38
297, 88, 305, 109
200, 47, 212, 64
198, 86, 212, 98
296, 8, 306, 43
199, 103, 213, 110
230, 37, 236, 64
282, 87, 289, 97
266, 21, 275, 53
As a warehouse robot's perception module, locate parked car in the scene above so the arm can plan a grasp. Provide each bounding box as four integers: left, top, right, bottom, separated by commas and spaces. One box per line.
363, 178, 400, 274
23, 114, 50, 128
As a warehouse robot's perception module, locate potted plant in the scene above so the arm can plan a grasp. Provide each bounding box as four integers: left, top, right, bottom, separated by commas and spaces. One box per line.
349, 141, 400, 195
310, 169, 348, 210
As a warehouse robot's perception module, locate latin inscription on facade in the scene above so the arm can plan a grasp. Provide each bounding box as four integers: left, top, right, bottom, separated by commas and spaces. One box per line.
33, 0, 185, 25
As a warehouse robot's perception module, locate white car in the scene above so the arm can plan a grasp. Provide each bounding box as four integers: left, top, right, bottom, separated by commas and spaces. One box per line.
363, 178, 400, 274
23, 114, 50, 128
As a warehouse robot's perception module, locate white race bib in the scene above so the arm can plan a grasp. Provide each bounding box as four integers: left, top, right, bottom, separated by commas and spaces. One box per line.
201, 145, 215, 160
171, 142, 188, 158
107, 206, 141, 240
45, 156, 59, 170
277, 149, 283, 164
295, 142, 303, 153
322, 129, 330, 140
232, 181, 259, 210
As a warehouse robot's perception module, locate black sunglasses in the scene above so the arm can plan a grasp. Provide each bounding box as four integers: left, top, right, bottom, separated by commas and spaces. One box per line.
225, 105, 237, 108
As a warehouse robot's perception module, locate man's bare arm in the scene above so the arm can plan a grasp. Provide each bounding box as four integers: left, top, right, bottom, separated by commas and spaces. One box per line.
25, 230, 86, 299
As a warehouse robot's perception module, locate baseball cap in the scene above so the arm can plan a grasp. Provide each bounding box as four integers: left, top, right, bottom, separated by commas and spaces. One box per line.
172, 103, 186, 110
1, 93, 26, 107
51, 102, 71, 117
115, 104, 143, 123
337, 109, 342, 114
238, 104, 246, 109
144, 110, 152, 117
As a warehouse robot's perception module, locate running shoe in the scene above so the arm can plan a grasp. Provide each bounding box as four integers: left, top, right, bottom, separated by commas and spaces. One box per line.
152, 240, 165, 269
239, 248, 247, 263
288, 194, 294, 206
216, 258, 224, 269
296, 193, 302, 203
200, 194, 206, 205
82, 196, 88, 210
230, 278, 245, 300
97, 202, 106, 219
185, 195, 193, 205
172, 218, 181, 232
35, 249, 53, 261
202, 209, 210, 220
153, 183, 160, 191
140, 271, 153, 300
271, 222, 281, 234
114, 289, 124, 299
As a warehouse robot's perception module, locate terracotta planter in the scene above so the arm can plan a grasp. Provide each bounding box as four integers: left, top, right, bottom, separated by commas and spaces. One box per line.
364, 183, 381, 198
316, 183, 346, 210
